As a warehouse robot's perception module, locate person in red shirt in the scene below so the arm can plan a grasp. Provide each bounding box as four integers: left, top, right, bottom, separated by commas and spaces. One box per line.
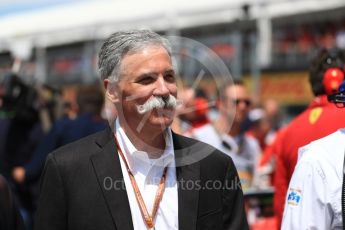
274, 48, 345, 228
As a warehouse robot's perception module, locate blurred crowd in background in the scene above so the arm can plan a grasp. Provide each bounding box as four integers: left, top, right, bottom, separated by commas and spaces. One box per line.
0, 69, 275, 229
1, 0, 345, 229
2, 46, 345, 230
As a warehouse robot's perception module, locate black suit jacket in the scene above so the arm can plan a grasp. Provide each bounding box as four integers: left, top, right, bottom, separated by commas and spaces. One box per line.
35, 127, 248, 230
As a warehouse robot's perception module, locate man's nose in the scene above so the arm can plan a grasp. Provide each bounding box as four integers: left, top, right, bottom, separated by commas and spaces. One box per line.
153, 76, 170, 97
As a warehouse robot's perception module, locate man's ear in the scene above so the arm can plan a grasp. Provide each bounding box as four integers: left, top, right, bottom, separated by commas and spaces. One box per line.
104, 79, 119, 103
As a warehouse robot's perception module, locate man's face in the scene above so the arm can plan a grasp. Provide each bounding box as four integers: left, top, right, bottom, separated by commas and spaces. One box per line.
222, 85, 251, 124
112, 45, 177, 132
177, 88, 196, 122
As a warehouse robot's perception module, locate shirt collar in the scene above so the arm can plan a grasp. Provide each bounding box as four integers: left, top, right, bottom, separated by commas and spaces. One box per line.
114, 119, 175, 176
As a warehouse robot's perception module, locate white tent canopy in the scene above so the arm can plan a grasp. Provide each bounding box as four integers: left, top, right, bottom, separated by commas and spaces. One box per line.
0, 0, 344, 55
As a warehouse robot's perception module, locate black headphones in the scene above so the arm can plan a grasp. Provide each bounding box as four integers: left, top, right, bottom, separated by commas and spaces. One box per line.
311, 49, 345, 96
327, 80, 345, 108
323, 67, 345, 95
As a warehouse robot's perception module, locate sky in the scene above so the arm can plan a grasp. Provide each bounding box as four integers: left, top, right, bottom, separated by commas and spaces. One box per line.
0, 0, 95, 17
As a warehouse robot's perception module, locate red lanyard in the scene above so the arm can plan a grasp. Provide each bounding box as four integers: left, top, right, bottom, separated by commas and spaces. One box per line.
114, 136, 168, 229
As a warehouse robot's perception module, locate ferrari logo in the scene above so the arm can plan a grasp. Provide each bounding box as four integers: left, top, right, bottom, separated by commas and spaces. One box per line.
309, 108, 323, 124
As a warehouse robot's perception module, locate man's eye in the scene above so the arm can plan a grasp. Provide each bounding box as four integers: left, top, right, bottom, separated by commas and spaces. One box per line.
137, 76, 154, 85
165, 74, 175, 83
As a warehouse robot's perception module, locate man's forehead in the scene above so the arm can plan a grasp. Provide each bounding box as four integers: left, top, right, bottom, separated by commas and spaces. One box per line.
124, 44, 170, 58
120, 46, 173, 73
225, 85, 248, 98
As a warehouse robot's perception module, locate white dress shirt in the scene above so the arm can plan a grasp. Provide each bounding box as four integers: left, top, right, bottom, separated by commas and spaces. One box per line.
193, 125, 261, 190
115, 119, 179, 230
281, 129, 345, 230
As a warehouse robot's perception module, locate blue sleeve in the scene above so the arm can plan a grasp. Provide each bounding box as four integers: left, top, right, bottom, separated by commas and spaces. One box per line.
24, 121, 66, 181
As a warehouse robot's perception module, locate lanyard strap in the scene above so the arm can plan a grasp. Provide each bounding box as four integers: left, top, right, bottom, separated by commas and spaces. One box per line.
114, 136, 168, 229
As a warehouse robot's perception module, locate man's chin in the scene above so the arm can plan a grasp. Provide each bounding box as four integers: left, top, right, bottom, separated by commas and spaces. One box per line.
148, 116, 174, 129
151, 108, 175, 117
134, 108, 175, 130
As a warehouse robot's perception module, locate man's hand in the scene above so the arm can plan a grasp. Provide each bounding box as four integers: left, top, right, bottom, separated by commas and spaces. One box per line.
12, 167, 26, 184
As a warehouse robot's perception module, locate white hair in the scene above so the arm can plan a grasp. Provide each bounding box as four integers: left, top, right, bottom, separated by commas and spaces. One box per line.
98, 30, 172, 82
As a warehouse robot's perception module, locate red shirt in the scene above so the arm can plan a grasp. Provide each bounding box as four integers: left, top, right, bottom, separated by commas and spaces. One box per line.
274, 95, 345, 228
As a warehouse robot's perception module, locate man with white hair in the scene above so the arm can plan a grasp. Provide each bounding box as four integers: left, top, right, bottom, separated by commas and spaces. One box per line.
35, 30, 248, 230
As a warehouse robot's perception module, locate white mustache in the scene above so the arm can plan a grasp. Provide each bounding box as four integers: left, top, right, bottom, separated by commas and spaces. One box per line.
136, 95, 179, 114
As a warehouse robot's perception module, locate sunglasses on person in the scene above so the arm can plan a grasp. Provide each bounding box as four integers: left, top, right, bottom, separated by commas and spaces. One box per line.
233, 99, 251, 107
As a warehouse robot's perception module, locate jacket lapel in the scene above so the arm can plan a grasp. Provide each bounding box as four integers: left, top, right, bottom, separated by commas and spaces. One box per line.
90, 128, 134, 230
89, 129, 201, 230
173, 133, 200, 230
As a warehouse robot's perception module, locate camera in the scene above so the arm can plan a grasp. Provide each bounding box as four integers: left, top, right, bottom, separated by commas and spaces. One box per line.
0, 73, 38, 122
